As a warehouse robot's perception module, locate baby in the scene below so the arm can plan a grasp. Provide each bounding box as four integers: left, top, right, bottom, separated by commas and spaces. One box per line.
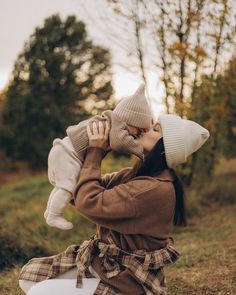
44, 83, 153, 230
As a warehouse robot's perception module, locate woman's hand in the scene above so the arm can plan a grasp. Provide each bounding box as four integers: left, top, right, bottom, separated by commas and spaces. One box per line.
87, 121, 111, 151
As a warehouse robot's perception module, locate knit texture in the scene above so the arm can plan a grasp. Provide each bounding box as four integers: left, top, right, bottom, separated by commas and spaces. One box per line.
113, 83, 153, 128
66, 110, 144, 161
159, 114, 210, 168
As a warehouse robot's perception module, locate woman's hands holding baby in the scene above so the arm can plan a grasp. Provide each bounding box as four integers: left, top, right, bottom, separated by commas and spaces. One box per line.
87, 121, 111, 152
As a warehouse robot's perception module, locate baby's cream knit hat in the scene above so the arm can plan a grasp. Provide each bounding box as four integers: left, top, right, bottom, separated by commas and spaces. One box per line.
158, 114, 210, 168
113, 83, 153, 128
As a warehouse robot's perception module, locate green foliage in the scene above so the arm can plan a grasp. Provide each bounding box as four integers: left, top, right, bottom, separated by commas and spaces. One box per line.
101, 151, 135, 172
180, 54, 236, 185
201, 173, 236, 205
0, 14, 114, 169
0, 225, 51, 269
216, 56, 236, 157
0, 174, 96, 270
183, 157, 236, 218
185, 171, 236, 218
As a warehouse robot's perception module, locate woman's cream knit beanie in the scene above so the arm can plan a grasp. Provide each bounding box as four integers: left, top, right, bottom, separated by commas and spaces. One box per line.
158, 114, 210, 168
113, 83, 153, 128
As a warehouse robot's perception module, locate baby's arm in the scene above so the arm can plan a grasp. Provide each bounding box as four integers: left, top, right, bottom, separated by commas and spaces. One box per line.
109, 116, 143, 159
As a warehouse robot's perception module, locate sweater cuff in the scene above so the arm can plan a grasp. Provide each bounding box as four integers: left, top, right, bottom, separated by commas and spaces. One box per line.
83, 147, 106, 169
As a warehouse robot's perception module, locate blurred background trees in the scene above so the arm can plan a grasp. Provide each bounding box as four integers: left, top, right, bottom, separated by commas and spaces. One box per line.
186, 54, 236, 184
104, 0, 235, 113
0, 0, 235, 185
0, 14, 114, 169
80, 0, 236, 185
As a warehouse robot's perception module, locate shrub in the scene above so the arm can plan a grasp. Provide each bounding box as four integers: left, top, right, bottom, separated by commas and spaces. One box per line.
0, 226, 51, 270
185, 172, 236, 218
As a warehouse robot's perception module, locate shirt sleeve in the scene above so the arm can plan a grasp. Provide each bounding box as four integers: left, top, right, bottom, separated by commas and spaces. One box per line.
74, 147, 136, 234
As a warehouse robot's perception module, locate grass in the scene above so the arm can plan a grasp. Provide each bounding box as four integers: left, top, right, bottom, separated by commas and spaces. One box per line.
166, 203, 236, 295
0, 155, 235, 294
1, 204, 235, 295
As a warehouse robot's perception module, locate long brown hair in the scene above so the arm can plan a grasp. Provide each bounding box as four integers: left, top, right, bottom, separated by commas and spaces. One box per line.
132, 137, 186, 226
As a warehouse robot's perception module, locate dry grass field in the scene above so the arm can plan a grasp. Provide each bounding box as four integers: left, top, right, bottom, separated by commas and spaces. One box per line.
0, 155, 235, 294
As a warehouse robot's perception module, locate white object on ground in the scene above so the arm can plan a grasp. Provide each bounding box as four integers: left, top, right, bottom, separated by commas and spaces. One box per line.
19, 267, 100, 294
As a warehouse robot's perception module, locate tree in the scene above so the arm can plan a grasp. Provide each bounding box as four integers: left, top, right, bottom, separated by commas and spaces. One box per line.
0, 14, 114, 169
81, 0, 236, 185
105, 0, 235, 115
218, 56, 236, 157
184, 54, 236, 185
79, 0, 235, 113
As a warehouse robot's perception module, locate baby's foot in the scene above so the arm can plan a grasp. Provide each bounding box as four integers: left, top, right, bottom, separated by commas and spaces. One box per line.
46, 213, 73, 230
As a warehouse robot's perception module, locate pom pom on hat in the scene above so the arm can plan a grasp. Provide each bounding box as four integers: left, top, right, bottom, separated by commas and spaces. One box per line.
113, 83, 153, 128
158, 114, 210, 168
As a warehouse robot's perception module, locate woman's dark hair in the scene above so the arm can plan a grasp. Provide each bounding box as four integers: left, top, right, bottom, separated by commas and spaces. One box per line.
133, 137, 186, 226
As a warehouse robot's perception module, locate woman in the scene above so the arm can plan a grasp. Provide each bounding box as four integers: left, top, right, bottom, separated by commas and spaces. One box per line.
19, 114, 210, 295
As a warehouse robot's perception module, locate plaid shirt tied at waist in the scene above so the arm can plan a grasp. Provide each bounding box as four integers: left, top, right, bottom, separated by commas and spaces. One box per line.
19, 235, 180, 295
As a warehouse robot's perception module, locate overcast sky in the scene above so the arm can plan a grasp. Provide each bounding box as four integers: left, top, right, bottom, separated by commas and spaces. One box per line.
0, 0, 164, 116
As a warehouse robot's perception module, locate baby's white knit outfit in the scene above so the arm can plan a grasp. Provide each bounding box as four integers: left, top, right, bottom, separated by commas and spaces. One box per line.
44, 137, 82, 230
44, 84, 153, 230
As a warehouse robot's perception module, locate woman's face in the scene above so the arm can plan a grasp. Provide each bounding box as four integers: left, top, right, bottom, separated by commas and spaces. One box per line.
139, 122, 163, 155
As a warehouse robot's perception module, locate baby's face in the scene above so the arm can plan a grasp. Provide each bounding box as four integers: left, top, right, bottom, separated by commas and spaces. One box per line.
126, 124, 149, 139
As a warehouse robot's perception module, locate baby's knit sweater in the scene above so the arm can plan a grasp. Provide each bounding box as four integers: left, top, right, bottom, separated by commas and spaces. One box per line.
66, 110, 144, 163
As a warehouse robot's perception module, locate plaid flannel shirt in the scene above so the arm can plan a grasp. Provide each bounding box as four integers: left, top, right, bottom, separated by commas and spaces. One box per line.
19, 235, 180, 295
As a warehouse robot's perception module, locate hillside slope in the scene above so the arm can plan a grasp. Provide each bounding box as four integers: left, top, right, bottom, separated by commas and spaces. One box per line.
0, 172, 235, 294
